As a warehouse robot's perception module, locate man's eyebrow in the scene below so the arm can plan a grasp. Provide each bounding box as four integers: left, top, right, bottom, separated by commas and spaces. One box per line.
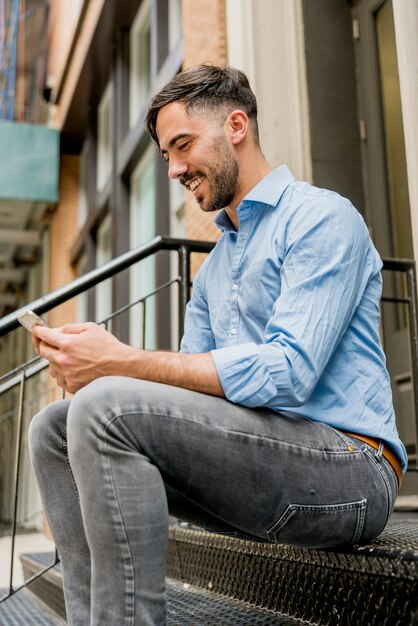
161, 133, 191, 154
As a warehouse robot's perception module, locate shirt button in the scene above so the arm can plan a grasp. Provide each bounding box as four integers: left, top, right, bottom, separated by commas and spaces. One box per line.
230, 328, 237, 335
232, 284, 238, 291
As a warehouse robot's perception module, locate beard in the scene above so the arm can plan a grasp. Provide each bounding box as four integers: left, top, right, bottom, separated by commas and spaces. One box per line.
183, 135, 240, 213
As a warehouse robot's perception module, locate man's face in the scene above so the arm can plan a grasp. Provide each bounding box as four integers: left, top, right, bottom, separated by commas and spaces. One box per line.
156, 101, 240, 213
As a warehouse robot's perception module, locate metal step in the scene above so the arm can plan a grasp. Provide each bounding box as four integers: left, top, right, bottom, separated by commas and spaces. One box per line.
166, 579, 312, 625
10, 514, 418, 625
10, 553, 314, 625
0, 587, 66, 626
167, 517, 418, 626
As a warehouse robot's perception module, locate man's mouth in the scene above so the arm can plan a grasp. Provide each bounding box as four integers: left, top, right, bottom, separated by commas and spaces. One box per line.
184, 176, 203, 195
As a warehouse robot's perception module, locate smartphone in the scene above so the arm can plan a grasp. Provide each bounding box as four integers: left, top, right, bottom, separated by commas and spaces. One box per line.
18, 310, 48, 331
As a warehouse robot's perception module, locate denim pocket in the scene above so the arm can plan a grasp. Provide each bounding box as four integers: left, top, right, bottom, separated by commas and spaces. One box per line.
267, 499, 367, 549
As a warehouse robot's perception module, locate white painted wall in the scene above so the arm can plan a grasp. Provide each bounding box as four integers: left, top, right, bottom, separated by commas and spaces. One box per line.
226, 0, 312, 181
393, 0, 418, 262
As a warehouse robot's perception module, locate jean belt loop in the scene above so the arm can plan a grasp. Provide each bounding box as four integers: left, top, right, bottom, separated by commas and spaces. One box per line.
375, 441, 384, 462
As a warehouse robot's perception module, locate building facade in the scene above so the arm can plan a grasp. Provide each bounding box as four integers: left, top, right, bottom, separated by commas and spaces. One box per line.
1, 0, 418, 527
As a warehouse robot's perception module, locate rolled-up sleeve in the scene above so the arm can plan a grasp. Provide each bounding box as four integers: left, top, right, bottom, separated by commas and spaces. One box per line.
211, 200, 378, 408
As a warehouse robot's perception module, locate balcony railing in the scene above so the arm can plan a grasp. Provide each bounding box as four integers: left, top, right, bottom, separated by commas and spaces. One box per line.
0, 238, 417, 606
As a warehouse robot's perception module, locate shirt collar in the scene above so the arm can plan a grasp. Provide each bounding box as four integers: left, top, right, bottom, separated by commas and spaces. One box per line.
214, 165, 295, 232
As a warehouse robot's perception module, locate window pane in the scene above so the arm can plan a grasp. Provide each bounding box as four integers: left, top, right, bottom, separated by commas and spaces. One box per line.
96, 214, 113, 325
130, 0, 152, 127
97, 84, 113, 192
375, 0, 412, 258
78, 140, 89, 227
169, 0, 183, 52
130, 146, 156, 348
77, 253, 88, 322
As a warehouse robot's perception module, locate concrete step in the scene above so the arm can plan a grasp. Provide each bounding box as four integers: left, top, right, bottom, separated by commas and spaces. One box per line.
19, 553, 65, 620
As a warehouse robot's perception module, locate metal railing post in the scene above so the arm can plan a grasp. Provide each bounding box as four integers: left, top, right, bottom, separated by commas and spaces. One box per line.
383, 258, 418, 471
142, 300, 146, 349
406, 265, 418, 462
8, 370, 26, 595
178, 244, 191, 345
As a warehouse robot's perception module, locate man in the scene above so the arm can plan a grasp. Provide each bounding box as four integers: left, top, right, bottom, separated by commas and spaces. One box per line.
29, 65, 406, 626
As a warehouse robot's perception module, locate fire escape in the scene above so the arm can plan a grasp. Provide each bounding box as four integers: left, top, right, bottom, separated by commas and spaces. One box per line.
0, 0, 49, 124
0, 0, 19, 120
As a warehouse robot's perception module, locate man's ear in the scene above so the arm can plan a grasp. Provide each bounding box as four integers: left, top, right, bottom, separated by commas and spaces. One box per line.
225, 110, 249, 145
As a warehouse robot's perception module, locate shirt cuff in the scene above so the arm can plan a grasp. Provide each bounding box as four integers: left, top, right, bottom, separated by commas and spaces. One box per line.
211, 342, 287, 407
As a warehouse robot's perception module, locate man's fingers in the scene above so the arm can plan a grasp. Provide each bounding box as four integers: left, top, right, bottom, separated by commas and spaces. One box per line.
31, 325, 62, 348
31, 333, 41, 355
49, 360, 64, 378
59, 323, 93, 335
49, 365, 66, 389
36, 337, 62, 364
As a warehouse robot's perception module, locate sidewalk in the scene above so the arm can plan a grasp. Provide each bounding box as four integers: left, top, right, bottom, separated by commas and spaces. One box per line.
395, 494, 418, 511
0, 531, 54, 589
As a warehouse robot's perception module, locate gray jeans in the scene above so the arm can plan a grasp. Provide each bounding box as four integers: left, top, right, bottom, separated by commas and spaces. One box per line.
28, 376, 398, 626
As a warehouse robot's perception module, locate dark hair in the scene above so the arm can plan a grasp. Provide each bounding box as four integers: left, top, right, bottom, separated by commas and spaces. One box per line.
145, 64, 259, 146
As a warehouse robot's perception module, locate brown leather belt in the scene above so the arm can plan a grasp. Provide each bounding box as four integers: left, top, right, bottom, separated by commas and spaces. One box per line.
343, 432, 403, 488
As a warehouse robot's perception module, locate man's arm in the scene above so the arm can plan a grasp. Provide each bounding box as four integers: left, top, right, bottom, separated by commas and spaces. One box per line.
209, 198, 381, 409
32, 322, 224, 397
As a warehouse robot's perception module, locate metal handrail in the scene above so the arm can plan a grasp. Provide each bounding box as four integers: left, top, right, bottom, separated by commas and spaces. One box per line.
0, 236, 215, 604
400, 263, 418, 439
0, 236, 215, 338
381, 257, 418, 470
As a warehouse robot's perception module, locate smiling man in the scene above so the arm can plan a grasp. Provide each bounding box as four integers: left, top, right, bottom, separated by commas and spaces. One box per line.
28, 65, 406, 626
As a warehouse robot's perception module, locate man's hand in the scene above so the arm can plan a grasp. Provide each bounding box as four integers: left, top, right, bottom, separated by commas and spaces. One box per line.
31, 321, 225, 398
32, 322, 130, 394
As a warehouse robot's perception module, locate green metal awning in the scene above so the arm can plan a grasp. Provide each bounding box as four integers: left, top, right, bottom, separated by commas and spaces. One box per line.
0, 120, 59, 203
0, 120, 59, 311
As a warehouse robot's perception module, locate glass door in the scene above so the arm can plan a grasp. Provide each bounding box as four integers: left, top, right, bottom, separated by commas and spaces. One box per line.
352, 0, 415, 472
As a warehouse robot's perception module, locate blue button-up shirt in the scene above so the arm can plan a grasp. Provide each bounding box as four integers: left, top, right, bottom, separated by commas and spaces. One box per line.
180, 165, 407, 472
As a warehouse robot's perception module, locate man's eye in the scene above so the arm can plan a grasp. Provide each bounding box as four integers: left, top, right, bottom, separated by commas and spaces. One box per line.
178, 142, 190, 151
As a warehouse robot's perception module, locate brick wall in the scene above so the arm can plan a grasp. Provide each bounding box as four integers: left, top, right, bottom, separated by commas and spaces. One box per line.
182, 0, 227, 69
48, 155, 79, 329
44, 155, 80, 403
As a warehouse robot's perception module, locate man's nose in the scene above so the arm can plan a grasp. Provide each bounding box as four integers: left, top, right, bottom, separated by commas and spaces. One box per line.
168, 157, 188, 180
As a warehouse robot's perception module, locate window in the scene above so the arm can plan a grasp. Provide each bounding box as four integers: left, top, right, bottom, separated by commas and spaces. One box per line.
130, 145, 156, 348
77, 253, 88, 322
169, 0, 183, 52
169, 178, 185, 237
130, 0, 152, 128
95, 214, 113, 325
72, 0, 84, 21
78, 140, 89, 227
97, 83, 113, 192
169, 177, 185, 349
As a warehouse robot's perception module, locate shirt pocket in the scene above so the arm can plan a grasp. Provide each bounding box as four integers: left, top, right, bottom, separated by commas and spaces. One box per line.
266, 499, 367, 549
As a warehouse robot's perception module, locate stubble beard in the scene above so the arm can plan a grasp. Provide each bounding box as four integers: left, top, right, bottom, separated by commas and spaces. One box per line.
196, 136, 239, 213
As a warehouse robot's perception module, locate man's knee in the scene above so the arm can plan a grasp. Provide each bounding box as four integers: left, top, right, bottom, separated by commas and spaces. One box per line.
28, 400, 70, 464
65, 376, 150, 471
67, 376, 162, 433
66, 376, 136, 450
66, 376, 169, 458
